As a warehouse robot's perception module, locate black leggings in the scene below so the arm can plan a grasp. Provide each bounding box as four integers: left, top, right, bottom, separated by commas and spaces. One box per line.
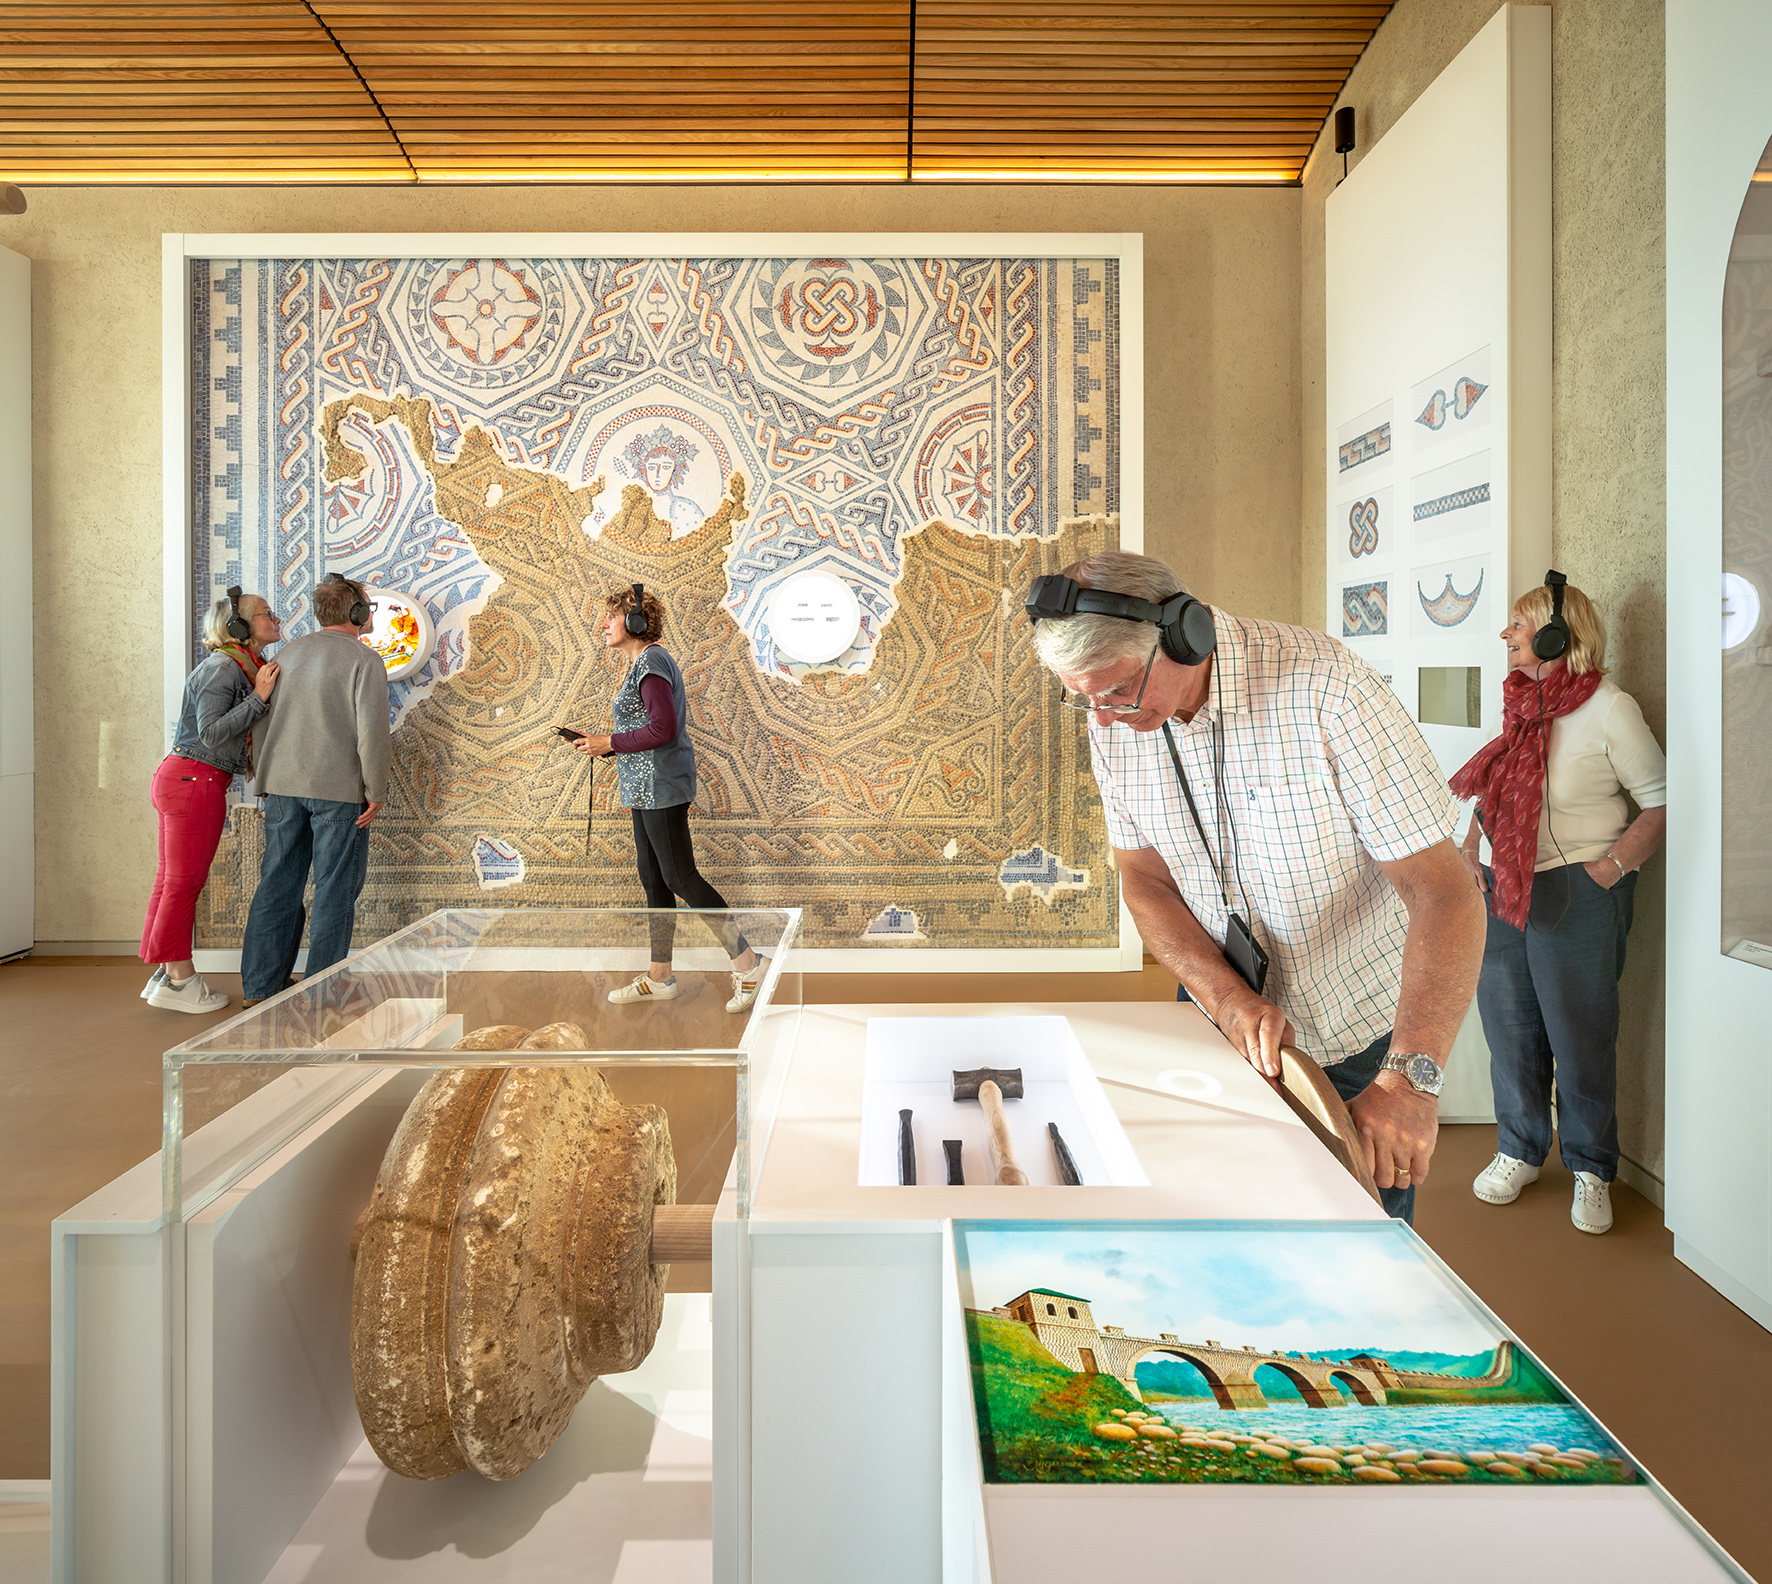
632, 803, 748, 964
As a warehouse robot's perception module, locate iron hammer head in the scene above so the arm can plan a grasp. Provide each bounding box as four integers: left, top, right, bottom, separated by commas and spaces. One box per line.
952, 1066, 1024, 1101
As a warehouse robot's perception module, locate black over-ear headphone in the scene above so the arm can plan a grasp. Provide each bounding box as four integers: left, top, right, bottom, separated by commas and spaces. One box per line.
624, 582, 650, 638
323, 572, 373, 629
1531, 569, 1571, 661
1024, 574, 1217, 668
225, 585, 253, 643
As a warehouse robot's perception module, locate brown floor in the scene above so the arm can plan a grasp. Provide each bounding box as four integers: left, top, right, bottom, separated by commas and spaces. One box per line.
1, 958, 1767, 1578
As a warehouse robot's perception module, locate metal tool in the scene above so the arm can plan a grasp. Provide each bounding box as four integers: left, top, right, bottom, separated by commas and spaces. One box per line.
943, 1139, 965, 1185
897, 1108, 916, 1185
951, 1067, 1028, 1186
1047, 1122, 1082, 1185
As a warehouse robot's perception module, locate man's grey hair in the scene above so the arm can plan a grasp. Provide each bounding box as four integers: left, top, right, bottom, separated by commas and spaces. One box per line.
1028, 550, 1190, 677
200, 591, 262, 651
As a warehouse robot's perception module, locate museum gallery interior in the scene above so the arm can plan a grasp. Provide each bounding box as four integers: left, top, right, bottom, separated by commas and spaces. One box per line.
1, 1, 1770, 1581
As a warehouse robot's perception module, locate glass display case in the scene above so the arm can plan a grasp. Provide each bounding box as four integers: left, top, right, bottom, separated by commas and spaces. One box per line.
1722, 135, 1772, 967
163, 906, 802, 1227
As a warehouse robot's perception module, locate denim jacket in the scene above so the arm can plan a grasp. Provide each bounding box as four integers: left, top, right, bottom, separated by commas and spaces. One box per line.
169, 650, 267, 776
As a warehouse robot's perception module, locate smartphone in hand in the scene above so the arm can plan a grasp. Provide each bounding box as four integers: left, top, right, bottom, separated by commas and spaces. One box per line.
556, 726, 587, 743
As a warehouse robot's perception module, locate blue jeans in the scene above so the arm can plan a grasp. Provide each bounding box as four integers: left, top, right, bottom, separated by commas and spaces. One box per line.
240, 794, 370, 1000
1476, 863, 1636, 1182
1177, 986, 1411, 1222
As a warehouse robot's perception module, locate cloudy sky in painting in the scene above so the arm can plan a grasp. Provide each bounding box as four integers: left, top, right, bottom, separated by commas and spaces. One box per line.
956, 1224, 1499, 1356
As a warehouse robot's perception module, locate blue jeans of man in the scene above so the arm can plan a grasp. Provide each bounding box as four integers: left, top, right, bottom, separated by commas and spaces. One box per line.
1476, 862, 1636, 1182
1178, 984, 1411, 1222
240, 794, 370, 1000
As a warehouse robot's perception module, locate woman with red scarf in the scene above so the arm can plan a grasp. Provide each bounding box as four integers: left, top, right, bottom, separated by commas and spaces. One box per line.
139, 590, 281, 1013
1449, 580, 1666, 1234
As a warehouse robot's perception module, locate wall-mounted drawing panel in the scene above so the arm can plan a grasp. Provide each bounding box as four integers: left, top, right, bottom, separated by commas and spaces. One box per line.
1324, 4, 1550, 1127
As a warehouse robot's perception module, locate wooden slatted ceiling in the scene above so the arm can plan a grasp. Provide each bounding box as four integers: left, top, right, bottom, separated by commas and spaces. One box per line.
915, 2, 1393, 181
0, 1, 1392, 184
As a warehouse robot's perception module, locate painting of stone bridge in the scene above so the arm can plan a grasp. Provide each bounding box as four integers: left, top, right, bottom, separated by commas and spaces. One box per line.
995, 1287, 1516, 1410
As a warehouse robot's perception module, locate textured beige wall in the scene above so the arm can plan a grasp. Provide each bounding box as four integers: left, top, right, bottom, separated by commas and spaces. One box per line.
1300, 0, 1669, 1181
11, 182, 1300, 944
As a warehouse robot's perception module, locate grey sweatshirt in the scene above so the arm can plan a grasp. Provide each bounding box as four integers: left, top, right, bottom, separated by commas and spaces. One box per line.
250, 629, 392, 804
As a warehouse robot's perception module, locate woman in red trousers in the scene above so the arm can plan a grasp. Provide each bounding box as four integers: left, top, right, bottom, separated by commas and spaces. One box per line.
140, 588, 281, 1013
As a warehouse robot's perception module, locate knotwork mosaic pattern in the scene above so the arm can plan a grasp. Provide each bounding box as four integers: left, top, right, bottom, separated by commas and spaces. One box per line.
189, 252, 1121, 951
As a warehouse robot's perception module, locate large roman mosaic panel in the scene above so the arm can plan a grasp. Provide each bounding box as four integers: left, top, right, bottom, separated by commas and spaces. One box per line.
190, 250, 1122, 950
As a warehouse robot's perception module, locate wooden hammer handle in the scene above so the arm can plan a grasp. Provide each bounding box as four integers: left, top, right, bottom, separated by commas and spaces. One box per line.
979, 1080, 1029, 1186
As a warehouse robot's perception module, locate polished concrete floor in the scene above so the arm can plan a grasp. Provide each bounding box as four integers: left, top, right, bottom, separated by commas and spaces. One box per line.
2, 956, 1768, 1579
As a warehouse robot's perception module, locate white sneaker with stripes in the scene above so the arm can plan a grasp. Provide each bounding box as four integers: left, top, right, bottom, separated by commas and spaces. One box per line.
608, 973, 679, 1005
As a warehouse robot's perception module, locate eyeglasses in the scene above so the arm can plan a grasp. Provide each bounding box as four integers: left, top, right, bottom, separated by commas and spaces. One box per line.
1059, 639, 1160, 713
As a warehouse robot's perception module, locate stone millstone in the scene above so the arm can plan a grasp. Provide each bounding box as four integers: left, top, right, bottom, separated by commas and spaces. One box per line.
350, 1022, 675, 1482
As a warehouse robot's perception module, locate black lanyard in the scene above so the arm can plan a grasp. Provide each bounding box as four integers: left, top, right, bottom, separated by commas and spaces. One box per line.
1160, 718, 1232, 910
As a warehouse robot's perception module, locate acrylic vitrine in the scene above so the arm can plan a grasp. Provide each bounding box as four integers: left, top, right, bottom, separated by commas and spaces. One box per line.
52, 908, 799, 1584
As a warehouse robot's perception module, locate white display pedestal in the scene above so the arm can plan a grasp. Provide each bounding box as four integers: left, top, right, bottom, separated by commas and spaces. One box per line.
730, 1000, 1381, 1584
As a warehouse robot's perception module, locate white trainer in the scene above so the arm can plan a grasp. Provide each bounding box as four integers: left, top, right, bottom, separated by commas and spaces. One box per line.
1572, 1172, 1613, 1234
608, 973, 679, 1005
140, 966, 167, 1000
147, 973, 229, 1015
1472, 1152, 1540, 1204
725, 955, 770, 1014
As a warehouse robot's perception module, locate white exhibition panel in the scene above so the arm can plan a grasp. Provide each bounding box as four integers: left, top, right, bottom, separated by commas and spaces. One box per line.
1323, 4, 1551, 1126
976, 1486, 1732, 1582
739, 1001, 1382, 1584
0, 242, 31, 958
1665, 0, 1772, 1330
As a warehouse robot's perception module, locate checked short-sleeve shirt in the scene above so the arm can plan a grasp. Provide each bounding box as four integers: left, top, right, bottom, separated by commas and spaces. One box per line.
1089, 609, 1458, 1067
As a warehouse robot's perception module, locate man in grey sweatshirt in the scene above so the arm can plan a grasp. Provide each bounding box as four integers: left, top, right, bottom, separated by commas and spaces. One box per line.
239, 573, 393, 1003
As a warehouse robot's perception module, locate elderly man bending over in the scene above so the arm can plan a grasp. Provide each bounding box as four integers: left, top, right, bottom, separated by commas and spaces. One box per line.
1028, 551, 1485, 1221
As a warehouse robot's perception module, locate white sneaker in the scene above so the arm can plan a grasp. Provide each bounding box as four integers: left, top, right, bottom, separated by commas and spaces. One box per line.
725, 955, 770, 1014
1473, 1152, 1540, 1204
147, 973, 229, 1015
608, 973, 679, 1005
1572, 1172, 1613, 1234
140, 967, 167, 1000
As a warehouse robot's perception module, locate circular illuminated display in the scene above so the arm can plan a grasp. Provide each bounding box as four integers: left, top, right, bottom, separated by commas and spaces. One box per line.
360, 590, 435, 682
1722, 572, 1761, 651
768, 570, 862, 665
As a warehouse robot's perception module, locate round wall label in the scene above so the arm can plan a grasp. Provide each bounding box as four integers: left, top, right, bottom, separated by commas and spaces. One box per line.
768, 570, 861, 665
1723, 571, 1761, 651
360, 590, 435, 682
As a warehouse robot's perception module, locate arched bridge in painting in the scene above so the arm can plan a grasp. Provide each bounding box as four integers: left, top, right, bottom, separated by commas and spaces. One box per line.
996, 1288, 1514, 1411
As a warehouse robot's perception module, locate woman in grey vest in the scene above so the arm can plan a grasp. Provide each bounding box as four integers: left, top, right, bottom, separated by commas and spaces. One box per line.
575, 585, 765, 1012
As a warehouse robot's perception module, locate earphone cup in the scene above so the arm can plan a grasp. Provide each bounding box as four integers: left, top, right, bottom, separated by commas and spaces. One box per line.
225, 615, 252, 642
1531, 622, 1568, 661
1159, 599, 1218, 667
625, 609, 647, 637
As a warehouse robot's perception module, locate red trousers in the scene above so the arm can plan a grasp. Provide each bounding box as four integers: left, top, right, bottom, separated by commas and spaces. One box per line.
139, 755, 231, 964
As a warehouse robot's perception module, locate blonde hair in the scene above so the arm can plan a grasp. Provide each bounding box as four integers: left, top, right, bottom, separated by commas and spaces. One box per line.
200, 591, 262, 650
604, 585, 665, 643
1514, 582, 1608, 675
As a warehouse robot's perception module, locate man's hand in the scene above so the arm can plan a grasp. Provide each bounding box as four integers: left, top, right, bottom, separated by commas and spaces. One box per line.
574, 734, 613, 757
356, 800, 383, 829
1213, 984, 1297, 1079
1460, 845, 1489, 892
1349, 1069, 1439, 1189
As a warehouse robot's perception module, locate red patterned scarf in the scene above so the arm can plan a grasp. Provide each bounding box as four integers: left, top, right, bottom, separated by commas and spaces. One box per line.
215, 642, 263, 769
1449, 664, 1602, 930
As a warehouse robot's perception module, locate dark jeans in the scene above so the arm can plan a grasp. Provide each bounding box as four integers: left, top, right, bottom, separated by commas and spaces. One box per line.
1476, 862, 1636, 1182
1177, 984, 1411, 1223
631, 803, 748, 965
240, 794, 371, 1000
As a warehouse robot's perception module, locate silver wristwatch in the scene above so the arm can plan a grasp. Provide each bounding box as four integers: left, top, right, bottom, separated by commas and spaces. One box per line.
1379, 1052, 1445, 1097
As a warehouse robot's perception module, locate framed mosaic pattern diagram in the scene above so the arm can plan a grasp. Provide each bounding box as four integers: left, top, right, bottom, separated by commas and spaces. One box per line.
179, 238, 1132, 953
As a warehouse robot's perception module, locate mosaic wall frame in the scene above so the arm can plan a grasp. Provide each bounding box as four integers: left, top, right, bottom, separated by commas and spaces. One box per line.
164, 233, 1143, 965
